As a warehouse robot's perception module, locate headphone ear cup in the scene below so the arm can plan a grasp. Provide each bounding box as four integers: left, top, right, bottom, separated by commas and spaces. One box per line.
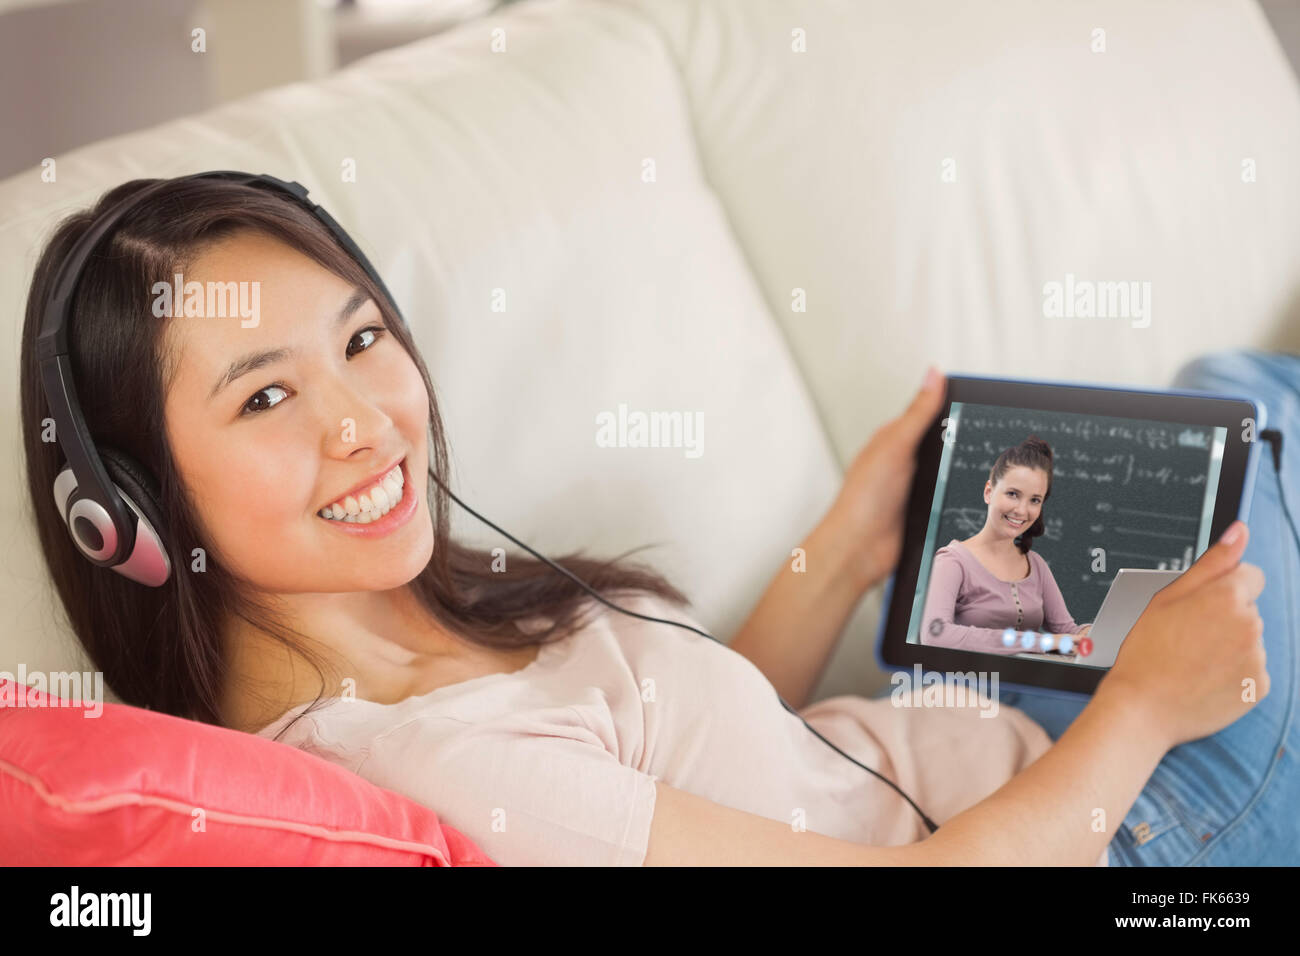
98, 447, 171, 586
99, 448, 165, 540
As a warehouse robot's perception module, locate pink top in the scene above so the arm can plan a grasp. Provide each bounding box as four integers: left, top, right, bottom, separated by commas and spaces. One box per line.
256, 591, 1107, 866
921, 540, 1088, 655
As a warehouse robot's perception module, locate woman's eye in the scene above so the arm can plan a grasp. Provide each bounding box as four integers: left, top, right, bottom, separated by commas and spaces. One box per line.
239, 325, 387, 417
346, 325, 386, 358
241, 384, 288, 416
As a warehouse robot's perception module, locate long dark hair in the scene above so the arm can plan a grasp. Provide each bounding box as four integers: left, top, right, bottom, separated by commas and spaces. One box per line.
988, 435, 1053, 555
19, 176, 688, 740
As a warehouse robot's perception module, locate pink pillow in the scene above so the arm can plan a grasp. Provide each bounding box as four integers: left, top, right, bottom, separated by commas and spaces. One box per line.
0, 678, 495, 866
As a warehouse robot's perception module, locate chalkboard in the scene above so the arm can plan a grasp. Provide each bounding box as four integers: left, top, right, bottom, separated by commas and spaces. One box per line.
932, 403, 1221, 625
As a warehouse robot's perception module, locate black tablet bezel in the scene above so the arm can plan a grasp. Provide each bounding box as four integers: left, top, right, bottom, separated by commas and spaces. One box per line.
878, 374, 1262, 696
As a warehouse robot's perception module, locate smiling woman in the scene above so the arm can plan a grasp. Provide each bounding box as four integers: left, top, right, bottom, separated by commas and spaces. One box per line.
919, 436, 1092, 655
18, 175, 688, 741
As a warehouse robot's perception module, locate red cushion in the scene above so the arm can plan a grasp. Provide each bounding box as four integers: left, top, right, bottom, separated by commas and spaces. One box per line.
0, 678, 496, 866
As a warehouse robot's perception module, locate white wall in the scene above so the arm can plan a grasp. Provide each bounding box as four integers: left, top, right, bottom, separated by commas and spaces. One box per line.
0, 0, 333, 180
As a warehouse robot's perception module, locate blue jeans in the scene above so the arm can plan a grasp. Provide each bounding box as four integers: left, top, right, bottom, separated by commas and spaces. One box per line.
997, 349, 1299, 865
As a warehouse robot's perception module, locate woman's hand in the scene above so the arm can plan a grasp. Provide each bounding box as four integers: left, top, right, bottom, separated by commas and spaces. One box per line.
1099, 521, 1266, 750
825, 366, 948, 593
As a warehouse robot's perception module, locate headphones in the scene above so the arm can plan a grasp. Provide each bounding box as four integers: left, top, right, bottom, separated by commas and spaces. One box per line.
37, 170, 939, 836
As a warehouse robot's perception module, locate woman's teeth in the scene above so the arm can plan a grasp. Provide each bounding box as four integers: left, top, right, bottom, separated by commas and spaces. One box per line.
1005, 515, 1025, 528
318, 465, 404, 523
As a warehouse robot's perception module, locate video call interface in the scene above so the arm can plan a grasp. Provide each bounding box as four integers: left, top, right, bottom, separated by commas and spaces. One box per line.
907, 402, 1227, 670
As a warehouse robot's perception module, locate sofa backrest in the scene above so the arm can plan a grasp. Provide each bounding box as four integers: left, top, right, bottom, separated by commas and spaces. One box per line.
623, 0, 1300, 463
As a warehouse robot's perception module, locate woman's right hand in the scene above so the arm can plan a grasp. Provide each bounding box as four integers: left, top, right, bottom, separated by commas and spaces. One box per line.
1099, 520, 1267, 750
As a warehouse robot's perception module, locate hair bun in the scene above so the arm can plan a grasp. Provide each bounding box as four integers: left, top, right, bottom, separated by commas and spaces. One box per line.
1022, 434, 1053, 458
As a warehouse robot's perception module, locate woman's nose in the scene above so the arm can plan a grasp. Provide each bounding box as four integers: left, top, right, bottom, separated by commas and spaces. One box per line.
317, 380, 396, 454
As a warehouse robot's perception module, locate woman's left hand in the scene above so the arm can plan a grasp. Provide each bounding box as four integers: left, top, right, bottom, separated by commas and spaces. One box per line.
826, 366, 948, 593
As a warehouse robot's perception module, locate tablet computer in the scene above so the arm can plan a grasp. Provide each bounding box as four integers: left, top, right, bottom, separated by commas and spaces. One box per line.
875, 372, 1268, 698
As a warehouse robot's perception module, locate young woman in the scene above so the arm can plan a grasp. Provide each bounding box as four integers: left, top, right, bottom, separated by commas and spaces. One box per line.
921, 437, 1094, 659
20, 176, 1297, 866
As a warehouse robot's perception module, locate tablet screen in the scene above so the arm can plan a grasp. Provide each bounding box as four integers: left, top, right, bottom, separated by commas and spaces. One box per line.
881, 374, 1262, 695
907, 403, 1226, 669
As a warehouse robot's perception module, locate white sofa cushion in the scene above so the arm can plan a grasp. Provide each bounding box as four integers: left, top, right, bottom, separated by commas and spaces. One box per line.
622, 0, 1300, 460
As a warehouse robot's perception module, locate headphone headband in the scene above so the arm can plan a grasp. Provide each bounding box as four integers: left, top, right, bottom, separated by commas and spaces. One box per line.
37, 170, 402, 584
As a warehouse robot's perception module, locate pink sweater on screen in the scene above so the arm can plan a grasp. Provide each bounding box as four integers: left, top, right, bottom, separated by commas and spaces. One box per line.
257, 591, 1107, 867
921, 539, 1089, 655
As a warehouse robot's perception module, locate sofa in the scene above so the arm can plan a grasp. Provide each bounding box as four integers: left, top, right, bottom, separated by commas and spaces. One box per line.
2, 0, 1298, 863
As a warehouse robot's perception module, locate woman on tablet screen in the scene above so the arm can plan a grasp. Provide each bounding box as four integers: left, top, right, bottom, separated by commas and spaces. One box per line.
920, 436, 1093, 657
